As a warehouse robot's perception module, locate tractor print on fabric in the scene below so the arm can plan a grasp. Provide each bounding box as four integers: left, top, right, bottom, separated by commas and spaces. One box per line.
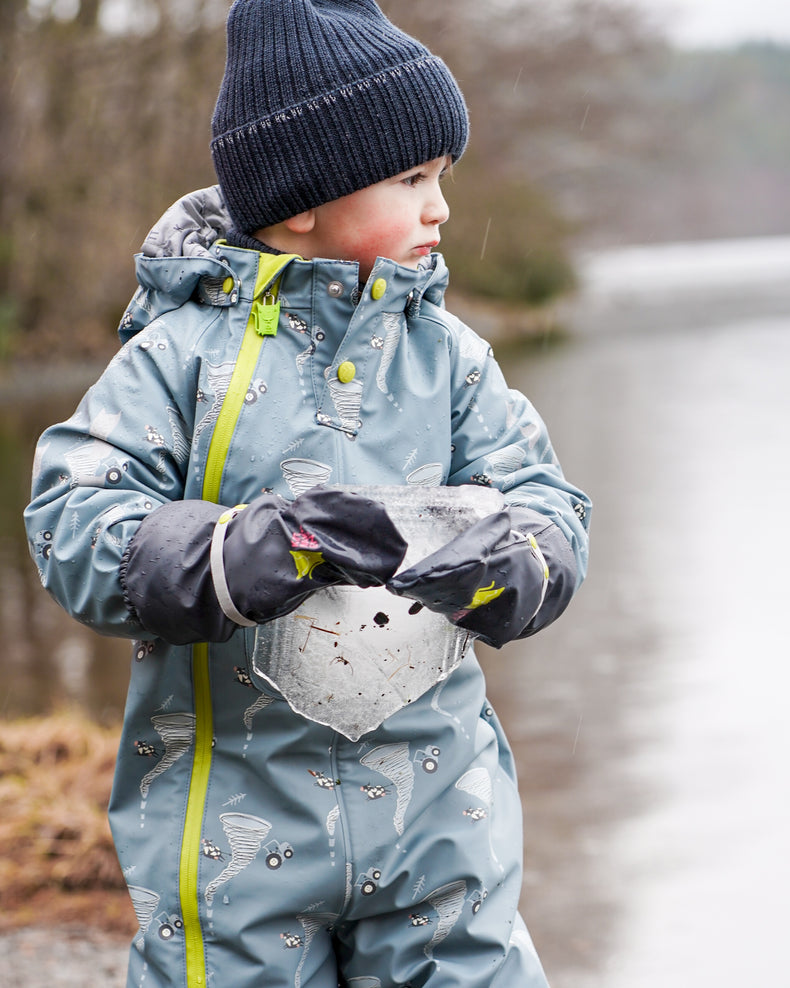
64, 438, 128, 489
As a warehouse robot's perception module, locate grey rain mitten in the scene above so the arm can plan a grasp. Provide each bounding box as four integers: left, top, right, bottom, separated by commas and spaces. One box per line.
122, 487, 407, 644
388, 506, 577, 648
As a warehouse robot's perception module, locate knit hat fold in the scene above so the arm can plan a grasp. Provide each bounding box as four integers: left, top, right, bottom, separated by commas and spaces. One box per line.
211, 0, 469, 233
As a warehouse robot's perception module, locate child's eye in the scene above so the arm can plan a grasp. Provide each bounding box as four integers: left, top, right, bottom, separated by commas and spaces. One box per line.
401, 172, 426, 187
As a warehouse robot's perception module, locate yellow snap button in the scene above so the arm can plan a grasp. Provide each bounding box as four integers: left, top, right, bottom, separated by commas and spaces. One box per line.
337, 361, 356, 383
222, 276, 235, 295
371, 278, 387, 300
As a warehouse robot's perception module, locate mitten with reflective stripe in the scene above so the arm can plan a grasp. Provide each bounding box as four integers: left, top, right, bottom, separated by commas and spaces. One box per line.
122, 488, 407, 644
387, 506, 576, 648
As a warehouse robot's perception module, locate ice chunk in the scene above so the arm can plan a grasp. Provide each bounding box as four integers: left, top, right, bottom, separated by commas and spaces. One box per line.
249, 484, 503, 740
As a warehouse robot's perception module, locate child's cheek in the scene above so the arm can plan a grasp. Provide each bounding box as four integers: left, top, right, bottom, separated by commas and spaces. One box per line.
369, 217, 412, 255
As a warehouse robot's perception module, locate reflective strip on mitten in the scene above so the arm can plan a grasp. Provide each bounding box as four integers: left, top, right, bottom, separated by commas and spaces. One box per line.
210, 505, 256, 628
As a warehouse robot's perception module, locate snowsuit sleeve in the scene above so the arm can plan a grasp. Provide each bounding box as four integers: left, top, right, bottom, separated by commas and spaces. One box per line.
23, 326, 201, 638
444, 316, 591, 630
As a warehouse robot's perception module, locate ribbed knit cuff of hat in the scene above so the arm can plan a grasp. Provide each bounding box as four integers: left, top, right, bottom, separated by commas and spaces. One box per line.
210, 0, 469, 234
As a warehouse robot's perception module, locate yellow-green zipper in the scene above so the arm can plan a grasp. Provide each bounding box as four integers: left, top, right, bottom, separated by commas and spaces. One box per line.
180, 641, 213, 985
180, 251, 299, 986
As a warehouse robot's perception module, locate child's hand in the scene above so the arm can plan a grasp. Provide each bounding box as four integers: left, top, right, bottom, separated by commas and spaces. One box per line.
122, 488, 406, 643
217, 488, 407, 623
387, 507, 551, 649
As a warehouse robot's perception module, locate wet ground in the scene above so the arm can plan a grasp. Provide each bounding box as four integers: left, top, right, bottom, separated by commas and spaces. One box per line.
1, 927, 127, 987
3, 236, 790, 986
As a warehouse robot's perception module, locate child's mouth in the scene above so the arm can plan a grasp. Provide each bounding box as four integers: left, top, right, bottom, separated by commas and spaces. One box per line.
415, 241, 439, 256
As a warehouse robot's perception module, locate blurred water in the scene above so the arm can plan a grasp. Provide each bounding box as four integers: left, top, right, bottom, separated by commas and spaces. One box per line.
2, 237, 789, 985
481, 236, 790, 985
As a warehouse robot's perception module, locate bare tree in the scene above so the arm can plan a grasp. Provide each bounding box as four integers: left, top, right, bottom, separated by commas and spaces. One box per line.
2, 0, 664, 359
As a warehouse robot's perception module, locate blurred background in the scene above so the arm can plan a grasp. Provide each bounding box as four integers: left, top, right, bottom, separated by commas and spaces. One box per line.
1, 1, 789, 985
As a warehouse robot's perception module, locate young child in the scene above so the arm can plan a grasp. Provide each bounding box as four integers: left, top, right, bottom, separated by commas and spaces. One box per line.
25, 1, 590, 985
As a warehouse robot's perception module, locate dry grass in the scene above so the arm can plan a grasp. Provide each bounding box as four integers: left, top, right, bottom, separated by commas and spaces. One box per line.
0, 711, 136, 934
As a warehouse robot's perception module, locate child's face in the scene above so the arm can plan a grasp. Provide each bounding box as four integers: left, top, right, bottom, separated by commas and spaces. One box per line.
308, 156, 451, 281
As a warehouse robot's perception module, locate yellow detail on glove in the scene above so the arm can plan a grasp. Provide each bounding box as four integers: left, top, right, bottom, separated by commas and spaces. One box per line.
217, 504, 248, 526
466, 580, 506, 610
290, 549, 326, 580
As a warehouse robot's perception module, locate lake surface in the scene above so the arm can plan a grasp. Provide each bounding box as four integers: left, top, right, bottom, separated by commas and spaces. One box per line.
2, 236, 789, 986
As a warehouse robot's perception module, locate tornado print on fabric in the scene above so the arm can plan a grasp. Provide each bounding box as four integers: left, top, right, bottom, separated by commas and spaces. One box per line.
424, 880, 467, 959
204, 812, 272, 907
280, 457, 332, 498
484, 444, 527, 484
242, 692, 274, 734
327, 377, 363, 433
455, 766, 492, 806
139, 712, 195, 800
359, 743, 414, 836
405, 462, 443, 486
164, 404, 191, 468
455, 767, 503, 874
294, 912, 340, 988
241, 692, 275, 758
193, 361, 235, 442
127, 885, 160, 951
375, 311, 403, 405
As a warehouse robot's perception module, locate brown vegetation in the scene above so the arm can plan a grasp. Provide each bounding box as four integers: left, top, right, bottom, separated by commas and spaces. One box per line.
0, 711, 135, 934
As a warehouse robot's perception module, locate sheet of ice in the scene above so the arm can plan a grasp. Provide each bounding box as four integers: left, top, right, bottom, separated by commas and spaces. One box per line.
250, 485, 503, 740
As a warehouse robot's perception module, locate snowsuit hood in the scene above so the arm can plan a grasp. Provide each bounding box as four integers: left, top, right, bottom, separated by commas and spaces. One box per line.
120, 185, 451, 345
119, 187, 238, 345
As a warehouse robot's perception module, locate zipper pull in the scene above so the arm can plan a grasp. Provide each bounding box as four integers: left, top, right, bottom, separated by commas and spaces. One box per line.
252, 291, 280, 337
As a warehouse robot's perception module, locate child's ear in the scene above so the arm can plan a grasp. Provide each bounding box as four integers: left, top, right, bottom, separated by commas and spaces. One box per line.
283, 209, 316, 234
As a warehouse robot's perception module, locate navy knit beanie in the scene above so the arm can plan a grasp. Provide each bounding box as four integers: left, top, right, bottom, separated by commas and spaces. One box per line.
211, 0, 469, 234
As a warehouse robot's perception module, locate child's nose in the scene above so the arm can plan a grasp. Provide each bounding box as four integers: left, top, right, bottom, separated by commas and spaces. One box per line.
424, 186, 450, 226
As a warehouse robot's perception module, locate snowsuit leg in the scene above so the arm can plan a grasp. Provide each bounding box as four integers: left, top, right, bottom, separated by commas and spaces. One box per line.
329, 668, 550, 987
112, 646, 548, 987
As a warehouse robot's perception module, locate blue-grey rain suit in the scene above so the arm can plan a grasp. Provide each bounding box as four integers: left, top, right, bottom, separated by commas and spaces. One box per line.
24, 187, 591, 988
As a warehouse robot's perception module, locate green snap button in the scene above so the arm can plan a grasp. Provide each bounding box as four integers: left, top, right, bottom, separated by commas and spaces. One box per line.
371, 278, 387, 300
337, 361, 356, 384
222, 276, 235, 295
